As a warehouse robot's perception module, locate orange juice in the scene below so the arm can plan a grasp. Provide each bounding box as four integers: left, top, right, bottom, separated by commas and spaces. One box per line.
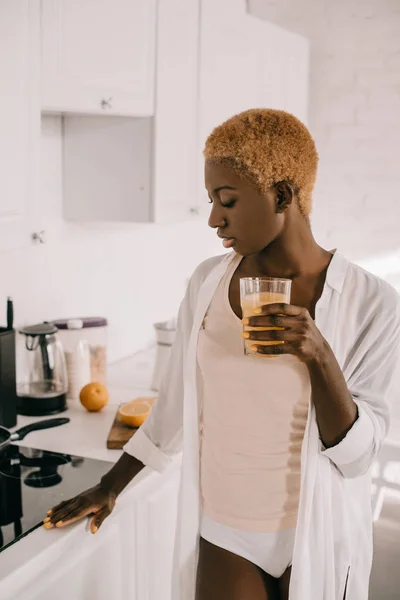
241, 291, 288, 356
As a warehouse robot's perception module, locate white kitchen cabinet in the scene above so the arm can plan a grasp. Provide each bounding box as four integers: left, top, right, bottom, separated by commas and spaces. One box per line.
62, 0, 201, 223
197, 0, 309, 214
62, 116, 153, 222
1, 463, 181, 600
151, 0, 201, 222
0, 0, 41, 252
41, 0, 156, 117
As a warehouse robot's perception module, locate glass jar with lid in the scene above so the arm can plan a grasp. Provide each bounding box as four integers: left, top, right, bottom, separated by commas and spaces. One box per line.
51, 317, 108, 387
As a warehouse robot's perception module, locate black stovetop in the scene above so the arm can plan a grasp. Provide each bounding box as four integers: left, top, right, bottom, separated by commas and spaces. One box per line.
0, 444, 112, 553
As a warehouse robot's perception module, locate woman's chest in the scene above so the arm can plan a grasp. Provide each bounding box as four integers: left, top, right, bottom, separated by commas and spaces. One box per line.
198, 284, 312, 404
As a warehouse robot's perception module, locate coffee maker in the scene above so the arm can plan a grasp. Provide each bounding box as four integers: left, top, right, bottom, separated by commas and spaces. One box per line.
17, 323, 68, 416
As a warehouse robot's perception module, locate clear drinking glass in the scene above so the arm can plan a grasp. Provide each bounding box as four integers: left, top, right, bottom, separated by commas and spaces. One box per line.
240, 277, 292, 357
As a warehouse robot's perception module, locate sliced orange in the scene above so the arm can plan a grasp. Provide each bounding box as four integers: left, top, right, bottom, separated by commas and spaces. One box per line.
118, 398, 155, 428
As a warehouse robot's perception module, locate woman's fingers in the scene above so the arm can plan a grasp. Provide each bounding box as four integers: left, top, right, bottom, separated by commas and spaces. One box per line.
43, 499, 78, 528
89, 507, 111, 534
243, 328, 299, 342
250, 342, 293, 356
48, 498, 83, 524
43, 485, 115, 532
44, 497, 93, 528
254, 303, 307, 318
243, 315, 299, 329
44, 504, 93, 529
54, 505, 96, 528
53, 506, 96, 529
46, 499, 69, 515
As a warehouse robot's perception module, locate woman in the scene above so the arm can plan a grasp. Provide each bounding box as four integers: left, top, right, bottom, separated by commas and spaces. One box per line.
45, 109, 400, 600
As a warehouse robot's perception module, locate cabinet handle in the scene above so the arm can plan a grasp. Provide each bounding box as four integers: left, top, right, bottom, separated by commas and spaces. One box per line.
189, 207, 200, 216
100, 97, 113, 109
31, 230, 46, 245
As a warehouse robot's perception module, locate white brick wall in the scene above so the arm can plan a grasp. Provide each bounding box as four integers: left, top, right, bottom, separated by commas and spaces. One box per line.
249, 0, 400, 286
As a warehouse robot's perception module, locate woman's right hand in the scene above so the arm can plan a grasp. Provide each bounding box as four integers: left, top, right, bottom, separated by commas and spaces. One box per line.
43, 483, 117, 534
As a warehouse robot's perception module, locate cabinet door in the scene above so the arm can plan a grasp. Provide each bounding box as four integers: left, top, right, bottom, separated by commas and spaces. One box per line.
152, 0, 201, 223
41, 0, 156, 117
60, 0, 199, 224
0, 0, 40, 252
134, 466, 180, 599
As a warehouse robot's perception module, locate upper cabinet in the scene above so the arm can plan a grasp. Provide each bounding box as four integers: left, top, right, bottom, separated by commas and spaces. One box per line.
0, 0, 41, 252
41, 0, 156, 117
0, 0, 310, 233
62, 0, 201, 224
151, 0, 200, 222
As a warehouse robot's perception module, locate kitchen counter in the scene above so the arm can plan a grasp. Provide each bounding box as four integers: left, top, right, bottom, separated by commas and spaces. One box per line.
0, 348, 181, 600
12, 390, 145, 463
10, 347, 158, 463
0, 459, 180, 600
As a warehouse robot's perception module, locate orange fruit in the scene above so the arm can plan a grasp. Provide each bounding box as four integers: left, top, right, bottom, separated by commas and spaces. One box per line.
118, 397, 155, 428
79, 382, 109, 412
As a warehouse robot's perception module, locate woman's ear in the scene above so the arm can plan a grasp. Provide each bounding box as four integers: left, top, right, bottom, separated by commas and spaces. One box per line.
274, 181, 294, 213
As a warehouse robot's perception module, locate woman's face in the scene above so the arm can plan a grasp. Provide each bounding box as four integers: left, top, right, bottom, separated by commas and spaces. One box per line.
205, 162, 287, 257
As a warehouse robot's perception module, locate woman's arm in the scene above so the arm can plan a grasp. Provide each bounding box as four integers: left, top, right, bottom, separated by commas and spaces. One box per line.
307, 344, 358, 448
100, 453, 145, 496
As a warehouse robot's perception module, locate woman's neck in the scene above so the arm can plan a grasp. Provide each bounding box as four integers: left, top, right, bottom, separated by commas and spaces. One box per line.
246, 220, 332, 279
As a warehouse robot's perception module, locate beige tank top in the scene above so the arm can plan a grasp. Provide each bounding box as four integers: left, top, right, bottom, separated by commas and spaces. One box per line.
197, 257, 311, 532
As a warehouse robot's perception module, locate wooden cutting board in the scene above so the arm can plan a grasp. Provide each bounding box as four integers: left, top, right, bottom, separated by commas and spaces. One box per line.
106, 406, 138, 449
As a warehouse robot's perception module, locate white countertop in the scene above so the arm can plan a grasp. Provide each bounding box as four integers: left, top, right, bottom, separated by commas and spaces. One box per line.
0, 346, 172, 595
10, 347, 157, 463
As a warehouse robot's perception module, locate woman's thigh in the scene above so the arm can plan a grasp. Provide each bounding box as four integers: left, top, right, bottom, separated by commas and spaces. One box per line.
195, 537, 281, 600
278, 566, 292, 600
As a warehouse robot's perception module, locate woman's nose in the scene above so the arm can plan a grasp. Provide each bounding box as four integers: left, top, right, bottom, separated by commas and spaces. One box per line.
208, 204, 226, 230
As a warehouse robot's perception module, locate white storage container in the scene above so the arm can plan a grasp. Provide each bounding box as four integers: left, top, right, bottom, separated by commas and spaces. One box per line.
151, 318, 176, 392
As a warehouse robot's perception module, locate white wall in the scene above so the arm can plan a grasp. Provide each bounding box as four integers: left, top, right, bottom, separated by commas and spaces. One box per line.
2, 0, 400, 376
250, 0, 400, 285
249, 0, 400, 437
0, 116, 221, 363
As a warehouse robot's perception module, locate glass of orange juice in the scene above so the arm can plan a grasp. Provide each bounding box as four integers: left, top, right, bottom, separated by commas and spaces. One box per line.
240, 277, 292, 357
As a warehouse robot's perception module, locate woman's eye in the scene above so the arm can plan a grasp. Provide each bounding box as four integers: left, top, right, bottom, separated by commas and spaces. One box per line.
208, 198, 213, 204
221, 199, 236, 208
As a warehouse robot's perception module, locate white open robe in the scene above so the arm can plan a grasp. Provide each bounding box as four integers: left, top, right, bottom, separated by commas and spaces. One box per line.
124, 250, 400, 600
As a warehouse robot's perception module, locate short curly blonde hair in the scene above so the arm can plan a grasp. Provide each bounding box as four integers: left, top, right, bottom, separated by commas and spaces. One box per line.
203, 108, 318, 216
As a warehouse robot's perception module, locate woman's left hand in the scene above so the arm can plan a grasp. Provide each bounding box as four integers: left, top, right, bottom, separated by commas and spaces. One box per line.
242, 303, 328, 364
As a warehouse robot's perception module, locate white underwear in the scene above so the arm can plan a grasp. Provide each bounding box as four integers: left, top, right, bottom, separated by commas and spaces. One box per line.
200, 514, 296, 579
